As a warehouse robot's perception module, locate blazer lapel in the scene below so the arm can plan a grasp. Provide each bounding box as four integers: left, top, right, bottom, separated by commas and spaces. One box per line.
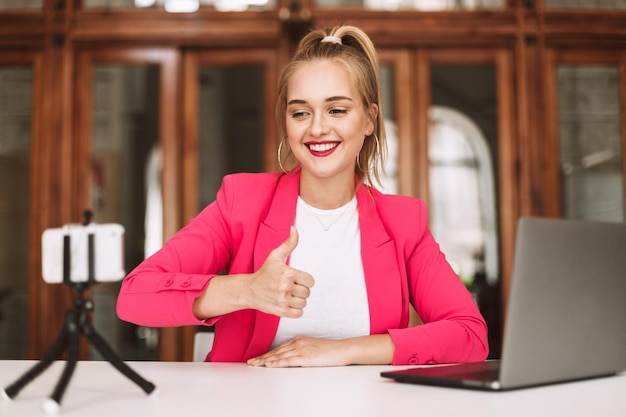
356, 184, 406, 334
244, 172, 300, 359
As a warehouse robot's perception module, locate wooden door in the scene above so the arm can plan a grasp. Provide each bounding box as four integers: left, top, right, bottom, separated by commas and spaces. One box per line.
73, 47, 181, 360
544, 50, 626, 222
0, 50, 42, 360
179, 48, 278, 361
379, 46, 517, 358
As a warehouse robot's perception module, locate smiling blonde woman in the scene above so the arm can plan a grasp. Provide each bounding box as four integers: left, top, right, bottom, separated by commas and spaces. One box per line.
116, 25, 489, 367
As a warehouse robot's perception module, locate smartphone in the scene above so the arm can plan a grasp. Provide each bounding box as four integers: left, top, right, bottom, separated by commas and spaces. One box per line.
42, 223, 126, 284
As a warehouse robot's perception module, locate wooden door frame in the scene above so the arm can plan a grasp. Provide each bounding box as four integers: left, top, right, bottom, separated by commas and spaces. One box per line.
74, 47, 181, 360
391, 47, 518, 347
179, 47, 279, 361
0, 50, 50, 359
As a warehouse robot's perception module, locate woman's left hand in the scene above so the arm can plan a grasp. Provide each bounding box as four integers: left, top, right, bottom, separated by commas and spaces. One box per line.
247, 333, 394, 367
247, 336, 349, 368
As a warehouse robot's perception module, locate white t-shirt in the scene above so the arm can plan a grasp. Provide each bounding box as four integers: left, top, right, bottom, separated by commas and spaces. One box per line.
271, 196, 371, 348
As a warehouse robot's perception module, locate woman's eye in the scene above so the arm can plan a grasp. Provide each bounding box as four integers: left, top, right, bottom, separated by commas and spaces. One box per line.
330, 109, 348, 116
291, 111, 308, 119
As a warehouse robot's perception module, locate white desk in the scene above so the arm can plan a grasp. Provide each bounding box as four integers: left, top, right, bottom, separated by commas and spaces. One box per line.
1, 360, 625, 417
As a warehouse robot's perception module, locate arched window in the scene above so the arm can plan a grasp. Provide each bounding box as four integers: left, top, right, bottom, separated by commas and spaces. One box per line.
428, 106, 499, 286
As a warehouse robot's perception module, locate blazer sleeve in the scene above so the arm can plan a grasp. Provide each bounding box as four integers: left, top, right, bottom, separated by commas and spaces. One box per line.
116, 179, 235, 328
387, 200, 489, 365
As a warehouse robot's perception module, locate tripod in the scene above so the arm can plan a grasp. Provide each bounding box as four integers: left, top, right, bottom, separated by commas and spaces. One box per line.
2, 213, 156, 413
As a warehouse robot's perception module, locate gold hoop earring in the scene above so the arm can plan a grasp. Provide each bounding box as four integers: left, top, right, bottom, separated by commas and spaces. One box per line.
356, 133, 380, 173
277, 137, 288, 174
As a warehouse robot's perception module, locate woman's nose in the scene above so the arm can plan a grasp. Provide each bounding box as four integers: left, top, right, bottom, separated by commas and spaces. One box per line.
309, 113, 328, 137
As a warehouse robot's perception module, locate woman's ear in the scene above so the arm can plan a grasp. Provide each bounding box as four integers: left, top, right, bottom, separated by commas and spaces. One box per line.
367, 103, 379, 135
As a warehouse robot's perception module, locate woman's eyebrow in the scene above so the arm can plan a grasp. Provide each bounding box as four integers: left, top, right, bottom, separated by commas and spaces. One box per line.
326, 96, 353, 103
287, 96, 353, 106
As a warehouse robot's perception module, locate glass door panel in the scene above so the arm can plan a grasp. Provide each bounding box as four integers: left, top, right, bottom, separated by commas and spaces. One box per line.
0, 67, 32, 359
428, 63, 501, 358
557, 65, 624, 222
197, 65, 265, 208
380, 63, 399, 194
89, 64, 160, 360
184, 49, 277, 217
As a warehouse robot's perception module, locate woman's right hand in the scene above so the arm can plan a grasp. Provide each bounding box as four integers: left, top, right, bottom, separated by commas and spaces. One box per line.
192, 226, 314, 321
247, 226, 315, 318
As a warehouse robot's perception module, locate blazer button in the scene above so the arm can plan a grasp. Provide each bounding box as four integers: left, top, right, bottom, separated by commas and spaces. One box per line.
164, 278, 173, 287
181, 280, 191, 288
409, 357, 419, 365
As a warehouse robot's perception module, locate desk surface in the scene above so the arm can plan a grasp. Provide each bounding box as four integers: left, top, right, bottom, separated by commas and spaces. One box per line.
1, 360, 625, 417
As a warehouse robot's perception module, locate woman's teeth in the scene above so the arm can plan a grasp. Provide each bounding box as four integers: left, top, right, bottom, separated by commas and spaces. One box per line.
309, 143, 338, 152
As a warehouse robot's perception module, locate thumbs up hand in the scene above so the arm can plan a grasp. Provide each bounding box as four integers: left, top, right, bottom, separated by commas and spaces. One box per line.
249, 226, 315, 318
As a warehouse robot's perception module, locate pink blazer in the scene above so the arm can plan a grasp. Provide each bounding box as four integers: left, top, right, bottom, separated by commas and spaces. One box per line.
117, 172, 488, 365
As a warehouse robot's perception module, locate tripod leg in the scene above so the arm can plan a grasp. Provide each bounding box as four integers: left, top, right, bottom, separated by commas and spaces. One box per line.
43, 312, 81, 413
83, 327, 156, 395
2, 315, 70, 400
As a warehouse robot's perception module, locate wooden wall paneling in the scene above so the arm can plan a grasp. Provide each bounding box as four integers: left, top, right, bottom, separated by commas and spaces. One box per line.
521, 37, 546, 215
542, 48, 560, 218
182, 52, 199, 224
621, 52, 626, 221
495, 47, 518, 333
543, 12, 626, 49
158, 49, 182, 247
499, 6, 530, 327
513, 15, 531, 217
71, 11, 281, 47
157, 49, 184, 361
427, 49, 502, 64
73, 49, 97, 360
39, 0, 78, 359
178, 51, 201, 363
413, 50, 430, 201
26, 0, 59, 365
27, 51, 46, 360
314, 10, 517, 49
262, 51, 279, 174
0, 15, 46, 48
73, 50, 92, 230
30, 23, 76, 359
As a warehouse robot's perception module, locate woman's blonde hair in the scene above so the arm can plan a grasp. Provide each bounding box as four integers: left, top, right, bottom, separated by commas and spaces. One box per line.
276, 25, 387, 187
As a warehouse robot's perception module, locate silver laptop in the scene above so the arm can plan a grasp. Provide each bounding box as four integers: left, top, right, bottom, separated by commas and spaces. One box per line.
381, 217, 626, 391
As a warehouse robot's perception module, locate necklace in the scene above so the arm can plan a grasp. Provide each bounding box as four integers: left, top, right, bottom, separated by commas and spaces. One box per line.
299, 197, 354, 231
